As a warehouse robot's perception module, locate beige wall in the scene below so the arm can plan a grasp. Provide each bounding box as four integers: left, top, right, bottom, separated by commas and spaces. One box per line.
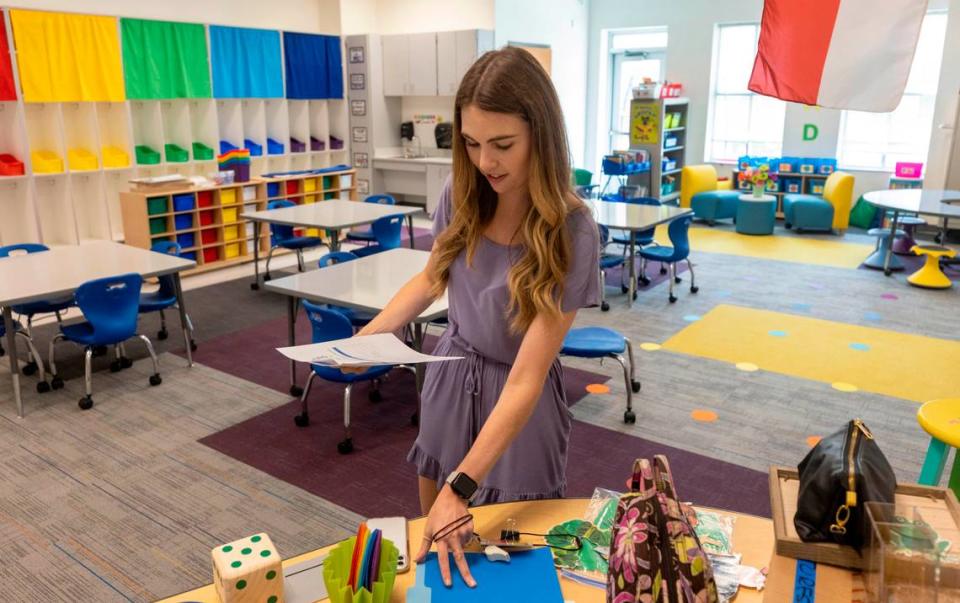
341, 0, 494, 36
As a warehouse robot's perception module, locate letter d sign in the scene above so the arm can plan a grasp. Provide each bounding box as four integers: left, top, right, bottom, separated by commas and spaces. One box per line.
803, 124, 819, 141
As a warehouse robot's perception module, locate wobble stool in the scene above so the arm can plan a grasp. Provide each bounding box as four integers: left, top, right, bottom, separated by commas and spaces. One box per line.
907, 245, 956, 289
918, 399, 960, 500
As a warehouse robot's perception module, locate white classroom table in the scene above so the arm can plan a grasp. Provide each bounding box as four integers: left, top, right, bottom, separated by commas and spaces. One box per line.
0, 241, 196, 418
584, 200, 693, 304
263, 248, 447, 412
242, 201, 422, 290
863, 189, 960, 275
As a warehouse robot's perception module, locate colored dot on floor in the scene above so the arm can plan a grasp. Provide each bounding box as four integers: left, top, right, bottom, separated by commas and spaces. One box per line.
864, 312, 882, 322
792, 303, 812, 312
768, 330, 788, 337
736, 362, 759, 372
640, 342, 661, 351
806, 436, 822, 447
881, 293, 898, 300
585, 383, 610, 394
691, 409, 718, 423
849, 343, 870, 352
683, 315, 700, 322
832, 382, 858, 393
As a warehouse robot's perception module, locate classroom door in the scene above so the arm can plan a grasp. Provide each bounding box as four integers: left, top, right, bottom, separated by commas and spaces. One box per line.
610, 52, 664, 152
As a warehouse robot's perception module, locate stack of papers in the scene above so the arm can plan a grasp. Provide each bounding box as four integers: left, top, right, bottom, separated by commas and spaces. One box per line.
277, 333, 462, 368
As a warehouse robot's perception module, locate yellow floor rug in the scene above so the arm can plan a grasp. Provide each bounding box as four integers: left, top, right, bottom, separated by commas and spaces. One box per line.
654, 225, 873, 269
662, 304, 960, 402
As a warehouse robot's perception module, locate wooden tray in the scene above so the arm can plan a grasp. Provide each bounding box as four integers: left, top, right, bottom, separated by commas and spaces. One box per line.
769, 466, 960, 569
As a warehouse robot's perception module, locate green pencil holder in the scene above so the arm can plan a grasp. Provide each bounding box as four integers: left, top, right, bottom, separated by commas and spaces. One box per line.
323, 536, 399, 603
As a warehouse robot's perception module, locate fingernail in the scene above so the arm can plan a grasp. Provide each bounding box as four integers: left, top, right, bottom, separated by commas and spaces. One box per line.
468, 580, 477, 588
444, 579, 451, 587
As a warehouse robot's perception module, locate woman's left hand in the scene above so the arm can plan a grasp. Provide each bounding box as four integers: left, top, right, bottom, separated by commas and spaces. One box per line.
414, 486, 477, 588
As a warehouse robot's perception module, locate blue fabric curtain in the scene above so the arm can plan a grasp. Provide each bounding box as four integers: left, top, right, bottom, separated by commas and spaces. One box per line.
210, 25, 283, 98
284, 32, 343, 99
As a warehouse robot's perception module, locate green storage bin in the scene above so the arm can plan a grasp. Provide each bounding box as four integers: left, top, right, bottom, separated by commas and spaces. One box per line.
192, 142, 214, 161
322, 176, 334, 190
136, 145, 161, 165
147, 197, 168, 215
149, 217, 168, 235
165, 144, 189, 163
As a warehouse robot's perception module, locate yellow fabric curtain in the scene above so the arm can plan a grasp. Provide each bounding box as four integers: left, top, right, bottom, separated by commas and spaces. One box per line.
11, 10, 125, 102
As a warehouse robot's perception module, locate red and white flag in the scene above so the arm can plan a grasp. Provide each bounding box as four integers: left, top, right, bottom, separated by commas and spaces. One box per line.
748, 0, 928, 112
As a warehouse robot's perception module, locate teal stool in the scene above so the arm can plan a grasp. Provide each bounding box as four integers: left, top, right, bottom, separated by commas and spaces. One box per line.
690, 190, 740, 225
735, 198, 776, 235
917, 398, 960, 498
864, 227, 905, 270
783, 194, 834, 233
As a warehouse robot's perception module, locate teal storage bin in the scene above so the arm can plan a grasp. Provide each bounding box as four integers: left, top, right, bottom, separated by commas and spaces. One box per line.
147, 197, 168, 215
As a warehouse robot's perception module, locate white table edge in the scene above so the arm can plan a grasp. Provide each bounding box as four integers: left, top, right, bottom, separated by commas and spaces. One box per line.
241, 204, 421, 230
263, 278, 447, 323
589, 206, 693, 231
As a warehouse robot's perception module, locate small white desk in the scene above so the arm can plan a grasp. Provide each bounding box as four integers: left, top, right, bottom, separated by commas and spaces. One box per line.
0, 241, 196, 417
863, 189, 960, 275
584, 200, 693, 304
263, 248, 447, 404
242, 201, 423, 290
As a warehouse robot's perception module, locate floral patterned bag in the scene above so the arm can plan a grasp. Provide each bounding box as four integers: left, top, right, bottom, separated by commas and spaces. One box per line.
606, 456, 718, 603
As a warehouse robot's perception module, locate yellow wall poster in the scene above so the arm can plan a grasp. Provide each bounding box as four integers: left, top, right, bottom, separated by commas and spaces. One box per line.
630, 101, 660, 146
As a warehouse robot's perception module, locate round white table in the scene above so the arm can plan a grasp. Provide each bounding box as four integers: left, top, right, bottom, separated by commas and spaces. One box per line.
863, 189, 960, 275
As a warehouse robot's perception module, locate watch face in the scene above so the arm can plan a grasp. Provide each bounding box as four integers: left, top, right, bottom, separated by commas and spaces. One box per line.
452, 472, 478, 499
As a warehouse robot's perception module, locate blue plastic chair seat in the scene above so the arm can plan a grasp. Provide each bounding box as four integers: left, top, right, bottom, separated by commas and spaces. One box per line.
277, 236, 323, 250
345, 229, 375, 242
311, 362, 392, 383
612, 229, 655, 247
353, 245, 388, 258
60, 322, 99, 346
638, 245, 676, 261
600, 254, 624, 269
561, 327, 626, 358
138, 291, 178, 313
12, 297, 74, 316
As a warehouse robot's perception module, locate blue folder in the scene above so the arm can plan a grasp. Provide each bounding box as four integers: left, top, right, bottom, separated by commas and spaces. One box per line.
420, 546, 563, 602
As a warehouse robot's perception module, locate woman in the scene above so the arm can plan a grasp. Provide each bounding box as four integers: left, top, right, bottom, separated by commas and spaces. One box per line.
355, 47, 599, 587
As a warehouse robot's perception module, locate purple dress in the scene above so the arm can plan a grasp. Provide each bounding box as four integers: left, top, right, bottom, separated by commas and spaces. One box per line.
407, 181, 600, 504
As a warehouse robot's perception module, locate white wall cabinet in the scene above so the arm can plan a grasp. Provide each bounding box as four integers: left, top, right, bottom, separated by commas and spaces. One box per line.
383, 33, 438, 96
437, 30, 495, 96
382, 35, 410, 96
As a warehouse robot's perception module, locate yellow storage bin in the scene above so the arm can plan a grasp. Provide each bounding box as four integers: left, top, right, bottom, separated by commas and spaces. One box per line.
220, 188, 237, 205
222, 207, 238, 223
304, 194, 317, 204
102, 145, 130, 168
31, 150, 63, 174
224, 243, 241, 259
68, 148, 98, 171
306, 227, 322, 237
304, 178, 318, 192
223, 225, 240, 241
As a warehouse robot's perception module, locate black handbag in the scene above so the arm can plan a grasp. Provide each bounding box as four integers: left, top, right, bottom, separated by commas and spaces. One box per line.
794, 419, 897, 550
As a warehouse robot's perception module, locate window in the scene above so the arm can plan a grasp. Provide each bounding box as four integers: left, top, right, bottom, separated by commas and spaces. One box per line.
837, 12, 948, 171
705, 23, 786, 163
608, 28, 667, 151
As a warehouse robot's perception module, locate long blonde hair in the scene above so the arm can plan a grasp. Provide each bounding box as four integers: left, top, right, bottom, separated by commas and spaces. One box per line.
430, 46, 581, 334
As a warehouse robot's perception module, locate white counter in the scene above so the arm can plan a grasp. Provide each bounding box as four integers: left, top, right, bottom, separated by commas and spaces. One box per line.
373, 151, 452, 215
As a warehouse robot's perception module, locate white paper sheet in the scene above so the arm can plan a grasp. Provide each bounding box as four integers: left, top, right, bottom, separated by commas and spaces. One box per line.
277, 333, 462, 367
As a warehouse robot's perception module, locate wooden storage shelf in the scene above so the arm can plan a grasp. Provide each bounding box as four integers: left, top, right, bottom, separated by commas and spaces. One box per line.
628, 97, 688, 201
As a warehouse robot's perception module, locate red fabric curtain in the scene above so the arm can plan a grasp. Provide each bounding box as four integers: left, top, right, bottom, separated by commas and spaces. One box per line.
0, 10, 17, 100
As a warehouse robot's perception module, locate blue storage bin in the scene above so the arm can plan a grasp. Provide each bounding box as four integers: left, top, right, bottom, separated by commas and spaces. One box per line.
181, 251, 197, 261
818, 158, 837, 175
778, 157, 798, 174
174, 214, 193, 230
244, 139, 263, 156
267, 138, 285, 155
799, 158, 817, 174
782, 177, 802, 194
738, 156, 752, 171
176, 233, 195, 248
220, 140, 238, 154
173, 193, 195, 212
267, 182, 280, 197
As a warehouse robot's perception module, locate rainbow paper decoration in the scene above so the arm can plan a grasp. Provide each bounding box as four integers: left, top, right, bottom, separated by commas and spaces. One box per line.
218, 148, 251, 182
346, 523, 383, 594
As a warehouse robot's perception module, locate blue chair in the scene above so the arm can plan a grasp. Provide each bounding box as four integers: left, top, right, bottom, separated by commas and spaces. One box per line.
265, 200, 323, 280
598, 225, 626, 312
138, 242, 197, 351
345, 194, 397, 245
316, 252, 376, 328
637, 215, 699, 303
561, 327, 640, 423
294, 301, 394, 454
352, 214, 405, 258
0, 243, 75, 374
602, 195, 667, 285
0, 314, 50, 393
48, 273, 162, 410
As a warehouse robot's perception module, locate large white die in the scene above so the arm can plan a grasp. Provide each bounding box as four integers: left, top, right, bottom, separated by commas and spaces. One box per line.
211, 533, 284, 603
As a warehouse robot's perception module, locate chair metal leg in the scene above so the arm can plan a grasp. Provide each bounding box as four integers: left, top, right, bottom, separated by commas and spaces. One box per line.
668, 263, 677, 302
600, 269, 610, 311
48, 333, 66, 390
78, 347, 94, 409
624, 336, 640, 393
264, 247, 276, 280
686, 258, 699, 293
294, 371, 317, 427
338, 384, 354, 453
296, 249, 305, 272
136, 334, 162, 386
611, 353, 635, 424
15, 331, 48, 390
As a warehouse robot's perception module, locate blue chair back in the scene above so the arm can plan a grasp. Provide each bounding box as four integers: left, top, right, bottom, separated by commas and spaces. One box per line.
150, 241, 182, 299
371, 214, 404, 250
319, 251, 358, 268
0, 243, 48, 258
75, 273, 142, 344
267, 200, 296, 245
598, 224, 611, 246
665, 216, 693, 262
601, 194, 660, 207
364, 194, 396, 206
302, 300, 354, 344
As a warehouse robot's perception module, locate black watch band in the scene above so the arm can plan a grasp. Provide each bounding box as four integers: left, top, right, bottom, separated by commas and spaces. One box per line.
446, 471, 478, 500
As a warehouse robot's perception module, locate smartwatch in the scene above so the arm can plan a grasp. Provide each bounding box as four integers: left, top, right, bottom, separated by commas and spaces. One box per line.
446, 471, 478, 501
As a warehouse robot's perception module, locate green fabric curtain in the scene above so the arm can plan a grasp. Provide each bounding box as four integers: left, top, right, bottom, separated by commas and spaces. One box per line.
121, 18, 211, 99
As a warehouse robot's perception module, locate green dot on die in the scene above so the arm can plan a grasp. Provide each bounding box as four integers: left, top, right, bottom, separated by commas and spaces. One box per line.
222, 545, 233, 553
236, 580, 247, 590
251, 535, 262, 543
260, 550, 271, 558
268, 597, 278, 603
266, 570, 277, 580
241, 547, 252, 555
231, 561, 242, 568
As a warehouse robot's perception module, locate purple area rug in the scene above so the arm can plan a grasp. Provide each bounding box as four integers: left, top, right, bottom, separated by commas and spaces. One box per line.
186, 315, 770, 518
